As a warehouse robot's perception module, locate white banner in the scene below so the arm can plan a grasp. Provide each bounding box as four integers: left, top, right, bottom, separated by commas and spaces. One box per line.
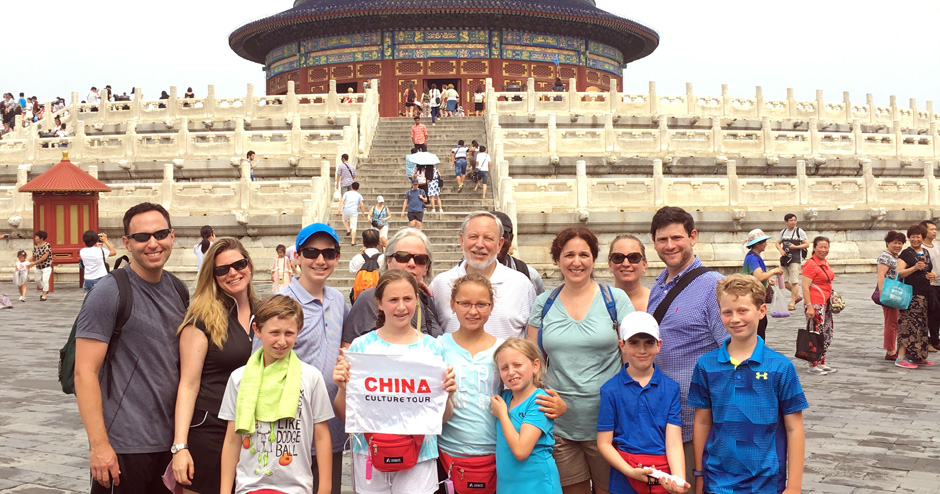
344, 351, 449, 435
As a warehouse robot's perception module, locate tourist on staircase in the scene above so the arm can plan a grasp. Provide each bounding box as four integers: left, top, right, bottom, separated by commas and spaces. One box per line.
474, 145, 491, 200
403, 82, 418, 118
411, 115, 428, 152
338, 181, 365, 246
402, 180, 428, 230
335, 153, 356, 194
369, 195, 390, 249
427, 164, 444, 213
452, 140, 469, 192
429, 83, 442, 124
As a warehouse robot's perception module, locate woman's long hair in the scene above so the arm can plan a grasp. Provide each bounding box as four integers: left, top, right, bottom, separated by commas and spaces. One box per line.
373, 269, 420, 330
179, 237, 259, 348
199, 225, 214, 254
494, 338, 544, 389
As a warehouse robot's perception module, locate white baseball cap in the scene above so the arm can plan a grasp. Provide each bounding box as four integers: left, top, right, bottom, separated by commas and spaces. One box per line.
618, 312, 661, 342
376, 195, 385, 203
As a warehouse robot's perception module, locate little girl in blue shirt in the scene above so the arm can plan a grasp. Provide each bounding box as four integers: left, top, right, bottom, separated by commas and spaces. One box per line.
491, 338, 563, 494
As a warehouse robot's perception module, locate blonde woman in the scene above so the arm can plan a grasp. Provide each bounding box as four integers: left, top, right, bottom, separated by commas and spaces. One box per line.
172, 237, 260, 493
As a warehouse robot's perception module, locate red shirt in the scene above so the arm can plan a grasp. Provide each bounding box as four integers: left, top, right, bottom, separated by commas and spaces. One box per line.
802, 255, 834, 305
411, 123, 428, 144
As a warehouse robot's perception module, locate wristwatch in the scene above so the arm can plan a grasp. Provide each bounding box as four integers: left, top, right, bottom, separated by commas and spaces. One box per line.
692, 470, 704, 477
170, 443, 188, 454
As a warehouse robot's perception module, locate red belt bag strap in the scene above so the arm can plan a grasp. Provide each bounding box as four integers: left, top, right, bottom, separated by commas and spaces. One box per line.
617, 451, 670, 494
438, 449, 497, 494
364, 433, 424, 472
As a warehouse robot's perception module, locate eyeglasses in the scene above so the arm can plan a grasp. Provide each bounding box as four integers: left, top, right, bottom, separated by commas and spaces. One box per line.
609, 252, 644, 265
454, 301, 493, 312
213, 258, 250, 276
390, 251, 431, 266
126, 229, 171, 243
299, 247, 340, 260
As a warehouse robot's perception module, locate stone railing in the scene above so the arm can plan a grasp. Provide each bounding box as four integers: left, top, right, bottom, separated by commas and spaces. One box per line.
505, 159, 937, 214
3, 160, 334, 227
485, 78, 938, 129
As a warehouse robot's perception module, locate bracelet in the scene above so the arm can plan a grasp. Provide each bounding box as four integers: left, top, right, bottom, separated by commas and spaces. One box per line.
692, 469, 704, 477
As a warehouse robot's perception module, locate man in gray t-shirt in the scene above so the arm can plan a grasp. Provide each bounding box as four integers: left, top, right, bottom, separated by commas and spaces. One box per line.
775, 213, 809, 310
74, 203, 186, 493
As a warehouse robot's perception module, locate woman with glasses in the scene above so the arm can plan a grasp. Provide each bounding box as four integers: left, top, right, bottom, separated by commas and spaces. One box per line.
526, 227, 634, 494
342, 227, 443, 345
172, 238, 259, 494
607, 234, 649, 312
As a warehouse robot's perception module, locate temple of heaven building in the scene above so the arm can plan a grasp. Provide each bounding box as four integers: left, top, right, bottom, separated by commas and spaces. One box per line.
230, 0, 659, 116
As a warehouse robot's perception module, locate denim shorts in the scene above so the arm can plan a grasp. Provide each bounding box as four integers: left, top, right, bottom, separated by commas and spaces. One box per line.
454, 159, 467, 176
477, 170, 489, 184
83, 276, 102, 293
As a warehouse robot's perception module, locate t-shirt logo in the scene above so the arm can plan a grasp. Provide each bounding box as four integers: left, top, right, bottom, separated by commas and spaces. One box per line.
755, 372, 768, 380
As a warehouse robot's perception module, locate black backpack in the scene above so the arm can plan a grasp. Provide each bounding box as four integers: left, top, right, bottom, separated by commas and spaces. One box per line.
58, 264, 190, 395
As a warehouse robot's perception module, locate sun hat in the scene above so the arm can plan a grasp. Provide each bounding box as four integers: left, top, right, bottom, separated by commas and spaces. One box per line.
745, 228, 771, 247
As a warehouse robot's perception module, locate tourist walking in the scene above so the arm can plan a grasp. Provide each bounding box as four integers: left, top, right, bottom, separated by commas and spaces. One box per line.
451, 139, 469, 192
271, 243, 295, 294
173, 238, 258, 494
427, 164, 444, 213
429, 83, 442, 124
445, 84, 459, 117
193, 225, 215, 275
411, 115, 428, 152
473, 85, 485, 116
876, 231, 905, 360
403, 82, 418, 117
742, 228, 784, 341
474, 145, 491, 200
338, 181, 365, 246
776, 213, 809, 311
607, 234, 649, 312
525, 226, 634, 494
401, 180, 428, 230
335, 153, 356, 194
801, 236, 837, 375
369, 195, 390, 248
245, 150, 258, 180
28, 230, 52, 301
894, 224, 935, 368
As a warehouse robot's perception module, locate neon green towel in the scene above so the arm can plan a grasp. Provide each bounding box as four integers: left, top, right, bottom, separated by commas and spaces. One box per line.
234, 348, 302, 435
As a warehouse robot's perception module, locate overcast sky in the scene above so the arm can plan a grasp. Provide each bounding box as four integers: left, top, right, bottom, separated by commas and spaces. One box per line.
3, 0, 937, 108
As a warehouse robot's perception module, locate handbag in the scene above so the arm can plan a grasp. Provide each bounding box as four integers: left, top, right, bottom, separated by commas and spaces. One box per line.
880, 274, 912, 310
617, 450, 670, 494
764, 284, 774, 304
871, 287, 884, 307
439, 450, 497, 494
795, 318, 825, 361
364, 433, 424, 472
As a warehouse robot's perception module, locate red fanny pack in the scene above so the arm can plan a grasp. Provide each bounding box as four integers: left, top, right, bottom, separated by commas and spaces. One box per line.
617, 451, 670, 494
438, 449, 497, 494
364, 433, 424, 472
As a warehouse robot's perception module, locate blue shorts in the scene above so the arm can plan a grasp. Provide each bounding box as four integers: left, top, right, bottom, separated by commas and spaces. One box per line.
454, 159, 467, 176
83, 276, 103, 293
477, 170, 489, 184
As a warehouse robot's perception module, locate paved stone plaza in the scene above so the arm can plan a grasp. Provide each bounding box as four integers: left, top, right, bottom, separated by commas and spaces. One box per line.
0, 274, 938, 493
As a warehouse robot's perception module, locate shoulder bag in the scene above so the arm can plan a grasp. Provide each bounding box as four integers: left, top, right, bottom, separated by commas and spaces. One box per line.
652, 267, 712, 323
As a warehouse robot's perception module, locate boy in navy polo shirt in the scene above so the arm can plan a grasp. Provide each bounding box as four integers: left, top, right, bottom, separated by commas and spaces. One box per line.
689, 274, 808, 494
597, 312, 690, 494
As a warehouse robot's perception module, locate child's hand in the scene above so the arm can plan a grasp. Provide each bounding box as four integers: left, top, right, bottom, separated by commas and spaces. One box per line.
444, 366, 456, 395
332, 352, 350, 390
489, 395, 508, 418
661, 476, 691, 494
625, 466, 654, 482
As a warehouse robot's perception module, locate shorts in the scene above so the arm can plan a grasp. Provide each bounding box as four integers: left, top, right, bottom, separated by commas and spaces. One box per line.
343, 212, 359, 232
477, 170, 489, 185
783, 261, 802, 284
353, 454, 437, 494
454, 159, 467, 176
553, 436, 610, 490
408, 211, 424, 222
14, 270, 27, 287
379, 224, 389, 239
474, 102, 484, 112
36, 266, 52, 291
405, 102, 416, 108
186, 409, 228, 493
83, 277, 103, 293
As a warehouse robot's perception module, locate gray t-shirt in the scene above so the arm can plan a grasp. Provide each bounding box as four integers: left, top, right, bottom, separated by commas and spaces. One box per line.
219, 362, 334, 494
923, 243, 940, 287
341, 287, 441, 343
75, 267, 186, 454
779, 227, 807, 263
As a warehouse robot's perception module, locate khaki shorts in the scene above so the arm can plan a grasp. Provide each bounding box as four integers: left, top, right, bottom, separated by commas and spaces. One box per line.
782, 261, 802, 285
553, 436, 610, 490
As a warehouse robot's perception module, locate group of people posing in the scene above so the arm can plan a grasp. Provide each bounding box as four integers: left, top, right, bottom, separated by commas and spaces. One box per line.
71, 203, 811, 494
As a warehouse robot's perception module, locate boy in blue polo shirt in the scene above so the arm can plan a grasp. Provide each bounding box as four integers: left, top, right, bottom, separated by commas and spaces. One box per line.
688, 274, 808, 494
597, 312, 690, 494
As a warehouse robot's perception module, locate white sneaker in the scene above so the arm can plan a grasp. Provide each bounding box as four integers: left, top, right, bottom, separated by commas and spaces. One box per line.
19, 296, 25, 302
820, 364, 836, 373
439, 208, 444, 213
806, 366, 828, 376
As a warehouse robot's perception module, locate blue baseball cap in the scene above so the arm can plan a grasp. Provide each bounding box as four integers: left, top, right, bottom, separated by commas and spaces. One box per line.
295, 223, 340, 250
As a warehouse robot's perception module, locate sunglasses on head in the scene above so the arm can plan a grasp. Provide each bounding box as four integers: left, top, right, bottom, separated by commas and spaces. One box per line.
391, 251, 431, 266
609, 252, 644, 264
299, 247, 340, 260
126, 228, 171, 243
213, 258, 250, 276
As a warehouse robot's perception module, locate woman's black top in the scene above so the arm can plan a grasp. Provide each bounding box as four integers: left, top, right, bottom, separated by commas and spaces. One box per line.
193, 301, 253, 414
899, 247, 933, 297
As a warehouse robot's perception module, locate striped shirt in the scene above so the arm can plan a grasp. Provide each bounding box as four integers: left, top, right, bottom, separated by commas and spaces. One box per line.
646, 256, 726, 442
430, 261, 536, 339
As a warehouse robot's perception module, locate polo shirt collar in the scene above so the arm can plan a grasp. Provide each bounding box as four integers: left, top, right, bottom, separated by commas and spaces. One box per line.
717, 335, 766, 366
456, 260, 510, 285
655, 255, 704, 288
618, 363, 663, 387
288, 277, 322, 305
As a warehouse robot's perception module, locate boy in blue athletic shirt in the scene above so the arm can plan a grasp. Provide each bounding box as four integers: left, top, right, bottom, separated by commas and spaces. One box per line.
597, 311, 690, 494
689, 274, 808, 494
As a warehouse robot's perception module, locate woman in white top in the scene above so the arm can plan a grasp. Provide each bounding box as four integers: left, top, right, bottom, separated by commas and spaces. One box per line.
79, 230, 116, 296
193, 225, 215, 274
474, 145, 491, 199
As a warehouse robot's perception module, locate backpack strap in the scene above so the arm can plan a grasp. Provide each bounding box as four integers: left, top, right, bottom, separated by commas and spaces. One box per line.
537, 285, 564, 366
511, 256, 531, 280
652, 266, 712, 324
598, 283, 618, 330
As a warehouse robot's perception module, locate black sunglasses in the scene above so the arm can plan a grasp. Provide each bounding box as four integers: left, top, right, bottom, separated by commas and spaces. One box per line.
300, 247, 340, 260
213, 258, 250, 276
609, 252, 644, 265
391, 251, 431, 266
126, 228, 171, 243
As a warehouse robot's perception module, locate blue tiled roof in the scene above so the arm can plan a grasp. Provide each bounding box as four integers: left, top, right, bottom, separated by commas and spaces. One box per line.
230, 0, 659, 65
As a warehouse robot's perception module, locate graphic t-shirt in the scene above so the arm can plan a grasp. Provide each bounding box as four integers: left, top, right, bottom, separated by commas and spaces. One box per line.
438, 334, 504, 456
219, 361, 334, 494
